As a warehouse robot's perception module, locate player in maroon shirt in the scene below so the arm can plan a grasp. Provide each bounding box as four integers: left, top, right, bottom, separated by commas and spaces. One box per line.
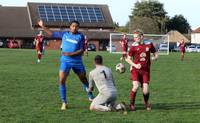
120, 33, 128, 63
179, 39, 186, 61
84, 35, 88, 56
125, 29, 158, 111
35, 31, 44, 63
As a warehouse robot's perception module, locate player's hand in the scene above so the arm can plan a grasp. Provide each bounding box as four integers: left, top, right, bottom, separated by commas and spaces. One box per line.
38, 51, 41, 54
38, 20, 44, 27
134, 64, 141, 69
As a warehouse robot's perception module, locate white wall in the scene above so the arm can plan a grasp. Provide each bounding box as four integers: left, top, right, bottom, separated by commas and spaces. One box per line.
191, 33, 200, 44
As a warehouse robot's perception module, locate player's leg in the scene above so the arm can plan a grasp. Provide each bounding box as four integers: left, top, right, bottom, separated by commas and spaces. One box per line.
142, 83, 151, 111
129, 81, 139, 111
142, 72, 151, 111
59, 62, 71, 110
181, 52, 184, 61
90, 94, 112, 112
85, 49, 88, 56
73, 63, 94, 101
37, 48, 42, 63
76, 72, 94, 101
107, 94, 127, 112
130, 70, 140, 111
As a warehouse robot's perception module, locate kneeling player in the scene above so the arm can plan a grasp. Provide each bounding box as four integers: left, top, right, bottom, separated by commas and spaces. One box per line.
125, 29, 158, 111
88, 55, 126, 112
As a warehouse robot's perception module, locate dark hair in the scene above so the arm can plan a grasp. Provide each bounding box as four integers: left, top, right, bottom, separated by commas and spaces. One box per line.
70, 20, 80, 26
94, 55, 103, 65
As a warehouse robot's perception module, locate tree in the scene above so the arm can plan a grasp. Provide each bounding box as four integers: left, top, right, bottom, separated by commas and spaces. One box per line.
166, 15, 191, 33
130, 16, 160, 34
129, 0, 167, 34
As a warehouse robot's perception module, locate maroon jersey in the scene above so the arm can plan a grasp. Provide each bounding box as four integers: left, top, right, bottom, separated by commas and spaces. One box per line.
35, 35, 43, 49
179, 42, 185, 52
120, 38, 128, 52
128, 42, 156, 71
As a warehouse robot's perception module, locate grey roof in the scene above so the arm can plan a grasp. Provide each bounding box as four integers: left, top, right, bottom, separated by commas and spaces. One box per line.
0, 7, 37, 38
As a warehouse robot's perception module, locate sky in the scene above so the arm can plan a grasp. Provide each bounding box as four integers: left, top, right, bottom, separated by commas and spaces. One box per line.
0, 0, 200, 29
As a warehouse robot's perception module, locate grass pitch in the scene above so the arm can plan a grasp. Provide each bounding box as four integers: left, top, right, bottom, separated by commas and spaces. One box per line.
0, 49, 200, 123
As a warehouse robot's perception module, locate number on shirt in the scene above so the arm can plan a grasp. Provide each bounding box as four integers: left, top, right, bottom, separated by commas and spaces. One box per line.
139, 52, 146, 61
100, 70, 107, 79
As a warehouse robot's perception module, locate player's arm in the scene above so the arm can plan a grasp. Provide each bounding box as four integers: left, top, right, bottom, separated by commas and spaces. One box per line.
151, 43, 158, 61
125, 55, 141, 69
110, 69, 116, 86
38, 20, 53, 36
62, 49, 84, 56
88, 72, 95, 92
151, 52, 158, 61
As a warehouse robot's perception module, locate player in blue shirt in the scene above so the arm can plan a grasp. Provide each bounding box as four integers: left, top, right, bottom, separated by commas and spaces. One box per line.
38, 20, 94, 110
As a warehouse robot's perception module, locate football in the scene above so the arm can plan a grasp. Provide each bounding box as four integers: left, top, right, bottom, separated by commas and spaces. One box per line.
115, 63, 126, 73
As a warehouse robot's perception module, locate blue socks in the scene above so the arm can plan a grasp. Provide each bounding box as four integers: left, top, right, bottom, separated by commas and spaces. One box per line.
83, 83, 94, 99
59, 84, 67, 103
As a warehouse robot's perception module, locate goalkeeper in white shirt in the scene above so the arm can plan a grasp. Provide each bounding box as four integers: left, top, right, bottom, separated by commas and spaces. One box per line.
88, 55, 126, 112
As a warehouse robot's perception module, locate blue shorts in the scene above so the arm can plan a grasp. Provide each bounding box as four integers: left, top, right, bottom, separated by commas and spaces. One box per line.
60, 61, 86, 74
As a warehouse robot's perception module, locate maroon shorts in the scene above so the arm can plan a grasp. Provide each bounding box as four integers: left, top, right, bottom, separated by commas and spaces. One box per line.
180, 50, 185, 53
131, 69, 150, 84
37, 46, 43, 53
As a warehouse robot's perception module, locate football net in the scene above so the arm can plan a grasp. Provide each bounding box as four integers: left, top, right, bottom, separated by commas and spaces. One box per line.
109, 33, 169, 55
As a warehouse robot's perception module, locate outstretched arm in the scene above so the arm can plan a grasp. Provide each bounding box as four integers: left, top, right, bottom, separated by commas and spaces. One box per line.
38, 20, 53, 37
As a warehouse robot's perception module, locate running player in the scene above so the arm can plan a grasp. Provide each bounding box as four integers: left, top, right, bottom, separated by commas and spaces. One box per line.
38, 20, 94, 110
179, 39, 186, 61
35, 31, 44, 63
120, 33, 128, 63
84, 35, 88, 56
125, 29, 158, 111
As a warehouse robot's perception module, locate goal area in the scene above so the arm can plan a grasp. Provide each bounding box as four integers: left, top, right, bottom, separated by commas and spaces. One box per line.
109, 33, 169, 55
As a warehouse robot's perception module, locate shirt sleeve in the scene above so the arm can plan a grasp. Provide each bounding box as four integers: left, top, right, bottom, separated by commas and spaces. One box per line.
89, 72, 95, 88
79, 34, 85, 50
110, 69, 116, 86
150, 43, 156, 53
52, 31, 64, 38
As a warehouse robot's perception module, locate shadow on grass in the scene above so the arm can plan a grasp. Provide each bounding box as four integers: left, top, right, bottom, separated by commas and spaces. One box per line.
136, 102, 200, 111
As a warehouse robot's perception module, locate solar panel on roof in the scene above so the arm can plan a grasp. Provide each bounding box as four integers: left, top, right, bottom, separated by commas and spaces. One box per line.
37, 5, 105, 23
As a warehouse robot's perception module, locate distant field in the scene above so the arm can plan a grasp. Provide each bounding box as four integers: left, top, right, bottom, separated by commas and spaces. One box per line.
0, 48, 200, 123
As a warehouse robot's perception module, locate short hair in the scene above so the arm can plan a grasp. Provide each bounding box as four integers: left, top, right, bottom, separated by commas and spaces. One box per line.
70, 20, 80, 26
133, 29, 144, 37
94, 55, 103, 65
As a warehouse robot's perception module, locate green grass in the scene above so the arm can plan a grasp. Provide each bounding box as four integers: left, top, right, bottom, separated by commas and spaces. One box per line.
0, 48, 200, 123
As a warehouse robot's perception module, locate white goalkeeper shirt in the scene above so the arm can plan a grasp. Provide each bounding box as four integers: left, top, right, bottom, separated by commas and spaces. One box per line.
89, 65, 117, 95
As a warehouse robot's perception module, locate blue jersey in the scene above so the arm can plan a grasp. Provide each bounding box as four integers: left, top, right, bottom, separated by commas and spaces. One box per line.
53, 31, 85, 62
